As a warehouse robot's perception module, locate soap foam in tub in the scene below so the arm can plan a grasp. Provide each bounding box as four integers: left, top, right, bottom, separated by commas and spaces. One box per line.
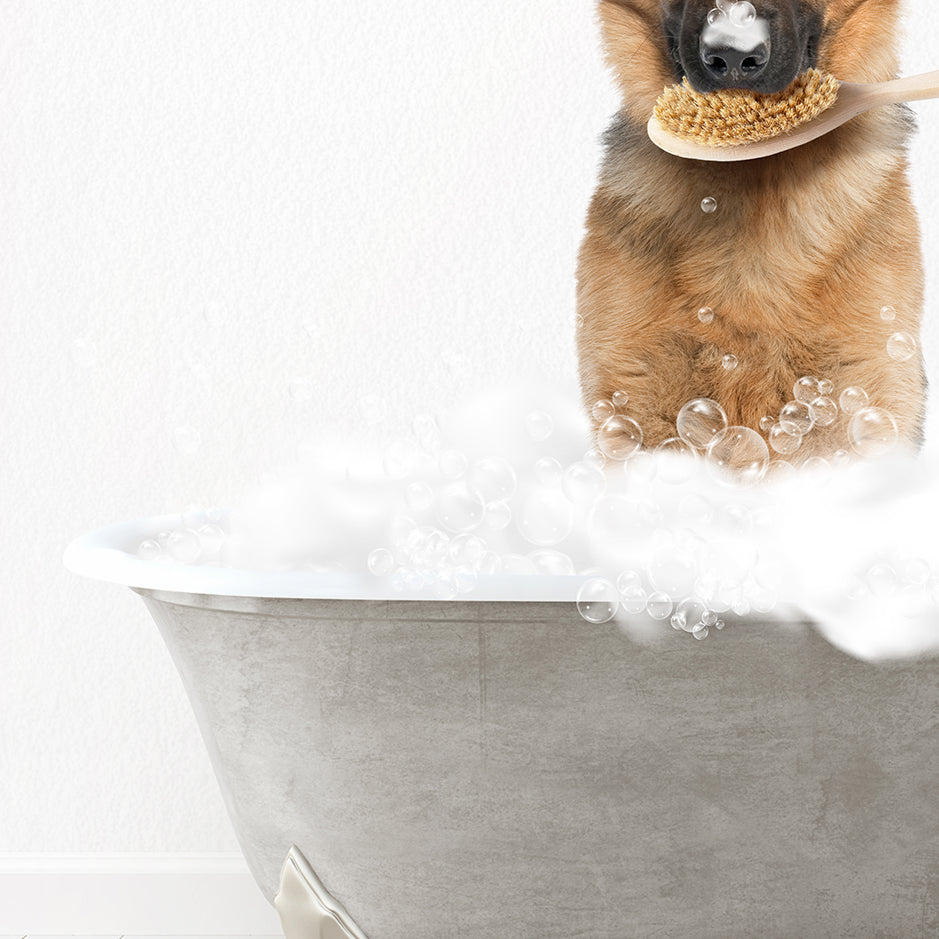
143, 383, 939, 663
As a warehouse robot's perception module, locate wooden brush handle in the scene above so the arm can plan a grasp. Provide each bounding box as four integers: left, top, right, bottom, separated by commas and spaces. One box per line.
864, 69, 939, 107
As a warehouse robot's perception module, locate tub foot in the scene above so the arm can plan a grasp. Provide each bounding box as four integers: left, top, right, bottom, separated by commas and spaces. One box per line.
274, 845, 369, 939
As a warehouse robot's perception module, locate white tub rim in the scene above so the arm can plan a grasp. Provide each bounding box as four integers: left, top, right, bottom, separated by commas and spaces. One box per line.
63, 515, 588, 602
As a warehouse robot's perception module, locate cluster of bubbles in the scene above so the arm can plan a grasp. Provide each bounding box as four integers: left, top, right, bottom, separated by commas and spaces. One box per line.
708, 0, 757, 28
132, 361, 936, 653
137, 506, 227, 564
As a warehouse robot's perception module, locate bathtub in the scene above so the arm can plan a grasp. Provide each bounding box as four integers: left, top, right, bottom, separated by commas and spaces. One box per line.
65, 515, 938, 938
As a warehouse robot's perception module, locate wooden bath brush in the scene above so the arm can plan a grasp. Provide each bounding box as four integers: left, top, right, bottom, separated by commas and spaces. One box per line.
648, 67, 939, 161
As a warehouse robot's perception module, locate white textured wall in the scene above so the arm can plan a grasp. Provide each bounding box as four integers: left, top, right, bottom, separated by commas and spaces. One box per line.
2, 0, 938, 853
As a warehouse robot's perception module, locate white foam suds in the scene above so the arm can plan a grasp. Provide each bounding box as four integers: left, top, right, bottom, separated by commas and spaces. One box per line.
143, 385, 939, 663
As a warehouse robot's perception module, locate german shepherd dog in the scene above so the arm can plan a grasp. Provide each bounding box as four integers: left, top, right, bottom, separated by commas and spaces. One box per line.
577, 0, 925, 462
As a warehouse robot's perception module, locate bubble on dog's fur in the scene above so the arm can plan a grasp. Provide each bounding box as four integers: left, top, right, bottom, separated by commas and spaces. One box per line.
698, 306, 715, 324
880, 305, 898, 322
722, 354, 738, 371
676, 397, 728, 449
591, 399, 615, 423
577, 578, 619, 624
794, 376, 822, 404
779, 400, 814, 436
848, 407, 899, 458
598, 415, 643, 461
839, 386, 869, 415
809, 396, 838, 427
701, 197, 718, 214
769, 423, 802, 455
887, 331, 917, 361
706, 426, 769, 484
612, 390, 629, 409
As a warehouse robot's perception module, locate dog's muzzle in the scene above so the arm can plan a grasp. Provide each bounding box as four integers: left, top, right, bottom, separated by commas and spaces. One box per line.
699, 13, 772, 88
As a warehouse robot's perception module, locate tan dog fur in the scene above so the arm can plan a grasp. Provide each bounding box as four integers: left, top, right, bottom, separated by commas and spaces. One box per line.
577, 0, 925, 460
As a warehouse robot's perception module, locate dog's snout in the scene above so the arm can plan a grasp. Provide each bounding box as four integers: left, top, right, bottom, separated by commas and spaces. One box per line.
699, 15, 772, 90
700, 38, 770, 84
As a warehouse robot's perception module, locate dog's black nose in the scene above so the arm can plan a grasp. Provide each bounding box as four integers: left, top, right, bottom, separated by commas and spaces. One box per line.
699, 14, 772, 89
700, 38, 770, 85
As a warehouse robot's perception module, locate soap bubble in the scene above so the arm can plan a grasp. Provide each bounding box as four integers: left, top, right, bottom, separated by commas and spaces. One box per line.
367, 547, 395, 576
167, 529, 201, 564
848, 406, 898, 458
383, 438, 419, 478
674, 597, 707, 633
529, 549, 575, 575
729, 1, 756, 27
759, 416, 775, 432
438, 448, 467, 479
612, 390, 629, 409
769, 423, 802, 455
517, 488, 574, 546
793, 376, 822, 404
880, 305, 897, 322
448, 533, 487, 567
576, 578, 619, 624
591, 399, 615, 423
808, 396, 838, 427
453, 566, 478, 595
562, 461, 606, 504
886, 332, 916, 361
692, 624, 710, 640
406, 481, 435, 513
412, 413, 440, 451
525, 409, 554, 441
534, 456, 563, 486
722, 354, 738, 371
839, 386, 869, 415
583, 447, 607, 471
676, 398, 727, 450
620, 583, 648, 615
137, 539, 163, 561
779, 400, 814, 435
701, 197, 718, 214
469, 456, 517, 502
818, 379, 834, 396
866, 562, 898, 597
196, 523, 226, 555
698, 306, 715, 324
598, 415, 643, 461
436, 482, 486, 533
646, 592, 674, 620
707, 7, 724, 25
359, 393, 388, 426
706, 426, 769, 484
484, 500, 512, 531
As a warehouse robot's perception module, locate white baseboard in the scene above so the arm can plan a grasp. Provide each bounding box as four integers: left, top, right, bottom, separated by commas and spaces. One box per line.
0, 854, 282, 935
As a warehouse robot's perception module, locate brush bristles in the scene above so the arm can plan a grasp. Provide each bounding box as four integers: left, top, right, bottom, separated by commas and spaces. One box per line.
653, 69, 840, 147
